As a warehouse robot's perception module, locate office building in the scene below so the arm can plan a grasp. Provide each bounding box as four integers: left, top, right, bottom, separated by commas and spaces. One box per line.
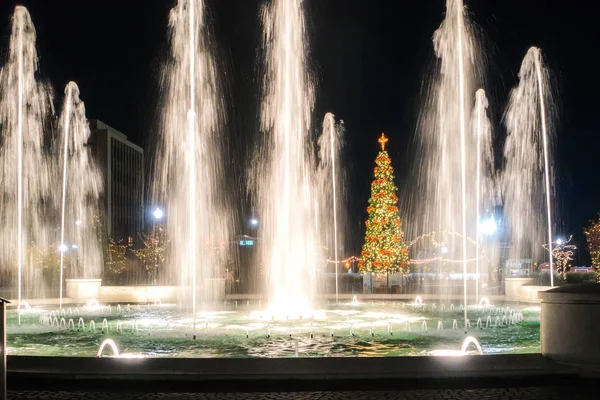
88, 120, 144, 240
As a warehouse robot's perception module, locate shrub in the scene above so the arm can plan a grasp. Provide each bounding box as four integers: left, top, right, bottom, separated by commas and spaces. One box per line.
565, 271, 596, 284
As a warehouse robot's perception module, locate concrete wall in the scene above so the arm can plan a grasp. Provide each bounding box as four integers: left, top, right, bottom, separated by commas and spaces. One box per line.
519, 285, 550, 303
65, 279, 102, 301
99, 286, 179, 303
505, 278, 533, 302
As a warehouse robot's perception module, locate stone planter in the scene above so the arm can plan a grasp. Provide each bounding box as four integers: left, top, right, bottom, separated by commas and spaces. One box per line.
65, 278, 102, 301
539, 284, 600, 375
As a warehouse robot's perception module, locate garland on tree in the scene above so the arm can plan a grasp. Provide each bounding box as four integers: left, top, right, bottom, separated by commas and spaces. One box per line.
359, 133, 409, 274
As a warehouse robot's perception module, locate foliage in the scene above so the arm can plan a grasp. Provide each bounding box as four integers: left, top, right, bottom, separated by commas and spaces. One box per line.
529, 272, 565, 287
26, 243, 69, 271
359, 134, 409, 274
105, 237, 132, 275
583, 215, 600, 283
132, 225, 169, 284
542, 235, 576, 280
565, 271, 597, 285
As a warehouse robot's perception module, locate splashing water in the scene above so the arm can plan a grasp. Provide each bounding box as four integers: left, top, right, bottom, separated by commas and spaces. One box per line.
57, 82, 102, 308
154, 0, 230, 323
460, 336, 483, 354
471, 89, 494, 301
431, 336, 483, 356
503, 47, 556, 285
254, 0, 320, 319
0, 6, 53, 322
318, 113, 345, 303
97, 339, 119, 358
404, 0, 492, 327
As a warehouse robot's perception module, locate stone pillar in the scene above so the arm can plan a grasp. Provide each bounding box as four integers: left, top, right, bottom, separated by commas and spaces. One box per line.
539, 284, 600, 375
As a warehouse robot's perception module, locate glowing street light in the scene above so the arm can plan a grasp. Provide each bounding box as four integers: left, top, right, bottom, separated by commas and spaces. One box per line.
153, 208, 164, 220
480, 217, 497, 235
58, 244, 68, 253
250, 218, 258, 226
75, 220, 82, 226
556, 238, 563, 246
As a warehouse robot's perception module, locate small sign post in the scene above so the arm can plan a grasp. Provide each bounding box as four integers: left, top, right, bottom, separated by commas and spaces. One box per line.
0, 297, 10, 400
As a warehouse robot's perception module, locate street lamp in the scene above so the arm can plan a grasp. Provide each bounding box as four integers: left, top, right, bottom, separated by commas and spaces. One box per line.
58, 244, 68, 253
153, 208, 164, 220
556, 238, 563, 246
250, 218, 258, 227
480, 217, 497, 236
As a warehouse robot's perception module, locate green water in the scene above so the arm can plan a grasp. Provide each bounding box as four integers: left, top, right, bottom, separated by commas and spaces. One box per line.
6, 301, 540, 358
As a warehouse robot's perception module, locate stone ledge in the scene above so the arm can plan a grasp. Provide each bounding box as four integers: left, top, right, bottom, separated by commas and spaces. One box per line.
7, 354, 578, 383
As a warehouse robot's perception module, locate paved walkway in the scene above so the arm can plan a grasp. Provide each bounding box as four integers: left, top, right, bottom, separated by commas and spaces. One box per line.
8, 386, 598, 400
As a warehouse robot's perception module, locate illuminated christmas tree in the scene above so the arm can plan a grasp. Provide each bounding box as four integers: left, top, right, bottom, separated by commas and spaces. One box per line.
359, 133, 409, 274
584, 215, 600, 283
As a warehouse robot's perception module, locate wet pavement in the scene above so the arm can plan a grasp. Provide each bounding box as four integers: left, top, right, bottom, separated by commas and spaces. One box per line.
7, 385, 599, 400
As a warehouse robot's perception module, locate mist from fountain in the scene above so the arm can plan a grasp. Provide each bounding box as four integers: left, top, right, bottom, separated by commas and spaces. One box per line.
318, 113, 345, 303
253, 0, 321, 319
57, 82, 102, 308
153, 0, 230, 324
503, 47, 556, 285
471, 89, 494, 302
0, 6, 54, 321
402, 0, 493, 327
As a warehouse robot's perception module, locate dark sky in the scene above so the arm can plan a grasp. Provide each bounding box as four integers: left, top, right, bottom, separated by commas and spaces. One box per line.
1, 0, 599, 262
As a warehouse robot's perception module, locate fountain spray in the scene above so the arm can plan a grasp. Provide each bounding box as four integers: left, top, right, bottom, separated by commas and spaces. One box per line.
0, 7, 52, 323
330, 116, 339, 303
534, 52, 554, 287
59, 86, 73, 310
454, 0, 469, 332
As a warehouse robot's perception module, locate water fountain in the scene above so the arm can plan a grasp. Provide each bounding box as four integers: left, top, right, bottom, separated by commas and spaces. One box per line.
503, 47, 556, 286
472, 89, 494, 302
430, 336, 483, 356
402, 0, 493, 331
0, 1, 545, 360
318, 113, 345, 303
0, 6, 53, 324
153, 0, 230, 331
252, 0, 321, 319
57, 82, 102, 308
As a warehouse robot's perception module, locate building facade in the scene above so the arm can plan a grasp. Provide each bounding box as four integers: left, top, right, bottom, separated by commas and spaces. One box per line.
88, 120, 144, 240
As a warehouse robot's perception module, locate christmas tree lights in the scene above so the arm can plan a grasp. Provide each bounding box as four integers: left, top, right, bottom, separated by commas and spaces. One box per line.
359, 133, 409, 274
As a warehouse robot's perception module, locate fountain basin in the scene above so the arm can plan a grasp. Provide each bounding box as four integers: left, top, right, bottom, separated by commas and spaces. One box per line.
65, 279, 102, 301
100, 286, 178, 303
539, 284, 600, 374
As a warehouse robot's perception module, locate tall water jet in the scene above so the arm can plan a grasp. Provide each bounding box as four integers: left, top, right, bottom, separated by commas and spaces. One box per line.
404, 0, 482, 329
318, 113, 345, 303
0, 6, 53, 322
57, 82, 102, 308
154, 0, 229, 330
471, 89, 494, 302
503, 47, 556, 286
254, 0, 320, 318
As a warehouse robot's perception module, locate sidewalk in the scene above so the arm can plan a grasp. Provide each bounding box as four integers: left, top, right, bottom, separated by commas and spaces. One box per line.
8, 383, 599, 400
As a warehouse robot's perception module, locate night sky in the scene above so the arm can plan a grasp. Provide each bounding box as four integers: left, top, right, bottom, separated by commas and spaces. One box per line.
1, 0, 599, 263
